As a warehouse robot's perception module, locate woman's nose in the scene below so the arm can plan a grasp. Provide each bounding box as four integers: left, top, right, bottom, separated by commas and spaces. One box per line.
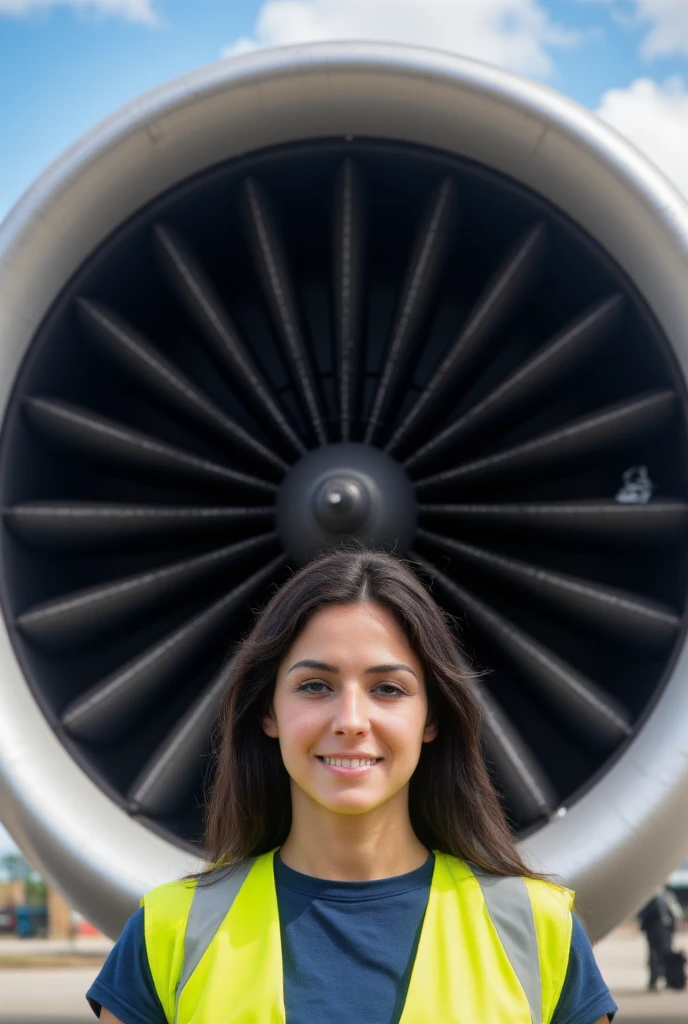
331, 686, 370, 735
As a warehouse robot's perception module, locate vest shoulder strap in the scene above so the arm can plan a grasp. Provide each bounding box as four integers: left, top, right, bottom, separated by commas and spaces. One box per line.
470, 865, 542, 1024
175, 857, 256, 1018
142, 859, 258, 1024
523, 876, 575, 1023
141, 879, 197, 1024
454, 858, 573, 1024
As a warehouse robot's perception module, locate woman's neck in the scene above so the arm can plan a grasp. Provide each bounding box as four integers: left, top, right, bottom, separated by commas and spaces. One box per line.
279, 788, 430, 881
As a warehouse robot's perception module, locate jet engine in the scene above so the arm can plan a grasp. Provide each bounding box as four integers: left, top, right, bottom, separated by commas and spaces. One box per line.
1, 43, 688, 940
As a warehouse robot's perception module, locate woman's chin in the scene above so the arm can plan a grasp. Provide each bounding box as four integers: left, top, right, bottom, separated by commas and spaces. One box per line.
292, 772, 410, 817
313, 790, 390, 816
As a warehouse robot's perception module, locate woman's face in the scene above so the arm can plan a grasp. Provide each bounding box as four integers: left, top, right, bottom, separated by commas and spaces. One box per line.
263, 601, 437, 818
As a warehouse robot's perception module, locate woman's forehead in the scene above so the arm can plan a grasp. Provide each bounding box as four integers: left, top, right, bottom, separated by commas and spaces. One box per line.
284, 603, 421, 666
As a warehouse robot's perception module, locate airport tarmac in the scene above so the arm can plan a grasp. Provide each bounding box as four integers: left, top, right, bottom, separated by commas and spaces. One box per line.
0, 928, 686, 1022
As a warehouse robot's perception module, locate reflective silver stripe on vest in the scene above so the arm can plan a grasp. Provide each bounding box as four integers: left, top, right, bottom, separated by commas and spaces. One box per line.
472, 867, 542, 1024
175, 857, 256, 1022
174, 859, 542, 1024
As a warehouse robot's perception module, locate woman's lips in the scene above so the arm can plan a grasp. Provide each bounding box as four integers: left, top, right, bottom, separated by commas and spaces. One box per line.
316, 755, 382, 775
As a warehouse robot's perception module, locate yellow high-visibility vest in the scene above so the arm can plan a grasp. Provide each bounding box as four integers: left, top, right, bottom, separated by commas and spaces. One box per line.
142, 849, 574, 1024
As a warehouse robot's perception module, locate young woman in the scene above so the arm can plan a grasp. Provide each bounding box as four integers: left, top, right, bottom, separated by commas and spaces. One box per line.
87, 548, 616, 1024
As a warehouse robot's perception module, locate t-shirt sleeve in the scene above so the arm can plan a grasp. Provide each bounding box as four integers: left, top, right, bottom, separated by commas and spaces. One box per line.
86, 907, 168, 1024
550, 913, 617, 1024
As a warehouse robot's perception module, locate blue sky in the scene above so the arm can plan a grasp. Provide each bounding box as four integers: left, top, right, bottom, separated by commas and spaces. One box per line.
1, 1, 688, 222
1, 0, 688, 856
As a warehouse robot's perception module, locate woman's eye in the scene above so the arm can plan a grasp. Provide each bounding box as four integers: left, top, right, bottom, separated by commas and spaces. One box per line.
298, 680, 330, 694
375, 683, 405, 697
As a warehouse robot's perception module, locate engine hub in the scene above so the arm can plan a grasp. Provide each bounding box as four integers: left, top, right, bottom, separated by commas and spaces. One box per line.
277, 443, 416, 563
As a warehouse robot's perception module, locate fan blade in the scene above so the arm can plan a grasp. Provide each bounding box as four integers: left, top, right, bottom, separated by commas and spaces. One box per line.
418, 529, 680, 649
242, 177, 327, 445
418, 500, 688, 545
17, 534, 278, 648
405, 295, 622, 471
24, 398, 277, 495
422, 555, 631, 748
334, 159, 364, 443
3, 503, 274, 549
61, 556, 285, 744
388, 221, 545, 452
77, 299, 288, 473
472, 677, 557, 822
418, 611, 556, 822
415, 391, 676, 491
155, 224, 305, 455
365, 176, 456, 444
127, 657, 234, 818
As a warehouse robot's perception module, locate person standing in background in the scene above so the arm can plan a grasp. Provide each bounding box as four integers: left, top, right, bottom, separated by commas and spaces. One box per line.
638, 891, 677, 991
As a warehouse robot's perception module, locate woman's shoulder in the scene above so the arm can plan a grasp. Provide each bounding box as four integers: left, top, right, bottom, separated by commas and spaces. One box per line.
439, 853, 573, 898
522, 875, 576, 947
143, 876, 197, 896
523, 875, 575, 912
141, 877, 198, 934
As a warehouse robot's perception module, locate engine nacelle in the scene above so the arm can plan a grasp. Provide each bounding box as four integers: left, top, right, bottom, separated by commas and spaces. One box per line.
1, 43, 688, 940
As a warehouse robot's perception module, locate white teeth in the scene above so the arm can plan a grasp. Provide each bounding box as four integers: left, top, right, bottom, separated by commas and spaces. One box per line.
322, 756, 377, 767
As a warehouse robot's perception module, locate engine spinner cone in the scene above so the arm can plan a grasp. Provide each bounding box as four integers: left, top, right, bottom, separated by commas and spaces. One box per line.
277, 443, 417, 564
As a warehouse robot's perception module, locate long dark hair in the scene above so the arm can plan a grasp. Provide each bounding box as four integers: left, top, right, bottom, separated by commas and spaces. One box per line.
204, 547, 543, 879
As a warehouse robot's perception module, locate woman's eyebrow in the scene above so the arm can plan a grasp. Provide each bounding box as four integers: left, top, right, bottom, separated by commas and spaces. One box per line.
287, 659, 339, 673
365, 663, 418, 679
286, 659, 418, 679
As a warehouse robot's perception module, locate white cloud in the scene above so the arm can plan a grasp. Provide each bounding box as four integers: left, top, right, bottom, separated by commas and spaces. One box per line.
577, 1, 688, 59
634, 0, 688, 59
0, 0, 158, 23
222, 0, 580, 79
596, 76, 688, 196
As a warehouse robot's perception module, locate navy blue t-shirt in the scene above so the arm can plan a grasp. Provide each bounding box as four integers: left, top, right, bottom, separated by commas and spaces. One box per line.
87, 855, 617, 1024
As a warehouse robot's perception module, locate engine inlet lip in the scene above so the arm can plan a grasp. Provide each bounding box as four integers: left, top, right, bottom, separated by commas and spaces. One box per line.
1, 44, 688, 940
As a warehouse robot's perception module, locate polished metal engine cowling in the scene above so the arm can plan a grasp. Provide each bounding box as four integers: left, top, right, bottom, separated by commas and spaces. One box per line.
1, 44, 688, 939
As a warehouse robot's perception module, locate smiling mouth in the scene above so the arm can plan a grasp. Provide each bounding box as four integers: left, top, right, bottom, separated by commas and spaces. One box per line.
316, 756, 382, 769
